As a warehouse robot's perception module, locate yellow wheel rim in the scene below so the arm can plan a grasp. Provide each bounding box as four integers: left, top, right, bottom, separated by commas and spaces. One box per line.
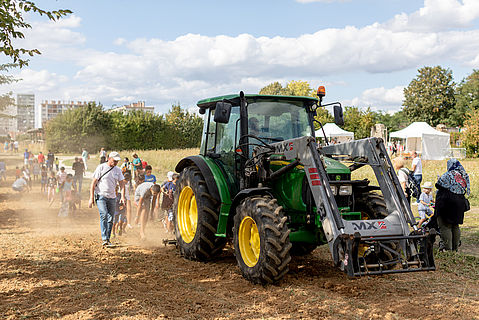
238, 216, 261, 267
177, 186, 198, 243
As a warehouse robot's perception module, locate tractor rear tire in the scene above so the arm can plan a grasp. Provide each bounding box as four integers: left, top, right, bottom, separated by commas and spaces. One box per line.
174, 166, 225, 261
355, 191, 388, 219
290, 242, 317, 256
233, 196, 292, 284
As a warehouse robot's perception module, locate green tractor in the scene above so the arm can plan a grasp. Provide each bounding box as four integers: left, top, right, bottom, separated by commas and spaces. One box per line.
174, 89, 435, 284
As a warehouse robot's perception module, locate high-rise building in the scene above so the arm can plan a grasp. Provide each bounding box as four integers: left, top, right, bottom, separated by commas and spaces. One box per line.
40, 100, 90, 125
16, 94, 35, 132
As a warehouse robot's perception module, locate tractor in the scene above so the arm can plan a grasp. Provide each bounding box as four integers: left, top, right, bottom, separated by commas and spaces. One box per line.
173, 88, 436, 284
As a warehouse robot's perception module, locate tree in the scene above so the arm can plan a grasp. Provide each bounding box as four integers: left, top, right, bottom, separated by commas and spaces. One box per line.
403, 66, 455, 126
313, 107, 333, 130
454, 69, 479, 127
259, 81, 283, 95
0, 64, 17, 116
282, 80, 313, 97
461, 109, 479, 157
343, 106, 376, 139
164, 104, 203, 149
1, 1, 71, 67
373, 110, 409, 133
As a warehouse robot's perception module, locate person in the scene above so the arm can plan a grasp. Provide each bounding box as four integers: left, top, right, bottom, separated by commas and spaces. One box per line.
144, 165, 156, 183
12, 176, 28, 193
22, 166, 32, 190
23, 149, 29, 166
123, 171, 134, 229
40, 165, 48, 193
81, 148, 89, 171
134, 178, 160, 240
132, 153, 142, 180
59, 174, 74, 217
417, 182, 434, 228
32, 160, 40, 182
47, 150, 54, 171
393, 157, 410, 203
15, 166, 21, 179
113, 188, 127, 237
160, 171, 177, 233
72, 157, 85, 193
37, 151, 45, 165
55, 157, 59, 171
0, 160, 6, 181
120, 157, 131, 176
99, 148, 107, 164
391, 142, 398, 157
89, 151, 126, 247
47, 171, 57, 203
57, 167, 67, 202
13, 140, 18, 152
411, 151, 422, 203
434, 159, 470, 252
4, 141, 8, 153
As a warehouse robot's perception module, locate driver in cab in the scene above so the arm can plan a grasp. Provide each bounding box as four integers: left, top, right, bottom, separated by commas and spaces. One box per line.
249, 117, 261, 136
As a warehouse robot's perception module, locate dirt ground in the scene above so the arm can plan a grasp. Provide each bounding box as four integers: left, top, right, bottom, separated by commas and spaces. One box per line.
1, 157, 478, 319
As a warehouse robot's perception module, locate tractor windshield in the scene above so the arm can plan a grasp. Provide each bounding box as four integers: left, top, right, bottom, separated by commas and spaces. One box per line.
247, 100, 312, 141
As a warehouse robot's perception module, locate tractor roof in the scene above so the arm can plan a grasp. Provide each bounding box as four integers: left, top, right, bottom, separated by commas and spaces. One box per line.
197, 94, 318, 109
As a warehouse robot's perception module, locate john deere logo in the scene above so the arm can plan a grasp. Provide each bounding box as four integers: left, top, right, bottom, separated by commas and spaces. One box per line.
336, 175, 341, 181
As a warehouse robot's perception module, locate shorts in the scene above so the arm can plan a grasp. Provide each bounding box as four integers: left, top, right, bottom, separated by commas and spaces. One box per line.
418, 209, 432, 220
41, 177, 47, 184
113, 212, 120, 224
168, 208, 173, 222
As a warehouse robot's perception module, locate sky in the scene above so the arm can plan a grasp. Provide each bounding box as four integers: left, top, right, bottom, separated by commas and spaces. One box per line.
2, 0, 479, 128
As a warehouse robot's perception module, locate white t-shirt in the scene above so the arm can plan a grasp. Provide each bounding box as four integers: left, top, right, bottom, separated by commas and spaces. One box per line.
12, 178, 27, 189
397, 169, 408, 184
134, 182, 154, 203
412, 157, 422, 175
93, 163, 124, 199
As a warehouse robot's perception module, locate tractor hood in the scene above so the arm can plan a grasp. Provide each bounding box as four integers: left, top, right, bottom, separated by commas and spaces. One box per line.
323, 156, 350, 174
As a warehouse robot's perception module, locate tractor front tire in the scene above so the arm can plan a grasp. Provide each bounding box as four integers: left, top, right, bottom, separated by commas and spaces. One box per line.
174, 166, 225, 261
233, 196, 292, 284
355, 191, 388, 219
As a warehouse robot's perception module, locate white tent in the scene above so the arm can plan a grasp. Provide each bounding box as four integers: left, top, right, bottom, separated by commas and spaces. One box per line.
390, 122, 450, 160
315, 123, 354, 143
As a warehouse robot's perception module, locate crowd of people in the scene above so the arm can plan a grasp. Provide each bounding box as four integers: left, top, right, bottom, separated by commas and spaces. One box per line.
392, 152, 470, 252
89, 150, 178, 247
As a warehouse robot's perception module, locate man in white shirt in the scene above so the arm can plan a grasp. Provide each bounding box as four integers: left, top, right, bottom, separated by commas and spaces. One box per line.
89, 151, 126, 247
411, 151, 422, 202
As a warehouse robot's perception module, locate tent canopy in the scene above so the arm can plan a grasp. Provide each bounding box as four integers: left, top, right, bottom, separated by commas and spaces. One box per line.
315, 123, 354, 138
390, 122, 449, 139
390, 122, 450, 160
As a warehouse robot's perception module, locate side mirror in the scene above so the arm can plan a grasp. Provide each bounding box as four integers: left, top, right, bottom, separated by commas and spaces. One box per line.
334, 105, 344, 126
214, 102, 232, 124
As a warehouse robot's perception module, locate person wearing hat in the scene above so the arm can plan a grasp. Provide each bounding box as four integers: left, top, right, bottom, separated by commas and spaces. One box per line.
417, 181, 434, 228
89, 151, 126, 247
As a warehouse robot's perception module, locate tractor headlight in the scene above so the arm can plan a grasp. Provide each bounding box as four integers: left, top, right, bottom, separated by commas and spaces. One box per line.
339, 185, 352, 196
330, 185, 337, 195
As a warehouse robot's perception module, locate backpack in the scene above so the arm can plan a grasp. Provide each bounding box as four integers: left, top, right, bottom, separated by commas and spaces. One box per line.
400, 168, 420, 199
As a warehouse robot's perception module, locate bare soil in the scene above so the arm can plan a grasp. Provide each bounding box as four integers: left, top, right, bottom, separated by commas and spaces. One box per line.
1, 158, 478, 319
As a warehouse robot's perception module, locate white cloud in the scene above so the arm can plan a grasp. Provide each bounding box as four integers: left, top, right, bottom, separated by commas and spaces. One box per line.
384, 0, 479, 32
347, 86, 405, 111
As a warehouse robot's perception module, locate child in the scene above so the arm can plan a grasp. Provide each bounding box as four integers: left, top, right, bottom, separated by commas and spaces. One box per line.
55, 157, 60, 171
144, 165, 156, 183
113, 188, 127, 237
15, 166, 21, 179
418, 181, 434, 228
40, 165, 48, 193
123, 172, 133, 229
59, 174, 74, 217
160, 171, 177, 233
32, 161, 40, 182
47, 171, 57, 203
22, 166, 32, 191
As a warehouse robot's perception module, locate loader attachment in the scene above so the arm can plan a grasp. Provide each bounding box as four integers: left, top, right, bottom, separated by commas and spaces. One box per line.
261, 136, 436, 276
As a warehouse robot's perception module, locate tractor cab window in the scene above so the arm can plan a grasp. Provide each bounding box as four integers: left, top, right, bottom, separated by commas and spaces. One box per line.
247, 100, 312, 142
